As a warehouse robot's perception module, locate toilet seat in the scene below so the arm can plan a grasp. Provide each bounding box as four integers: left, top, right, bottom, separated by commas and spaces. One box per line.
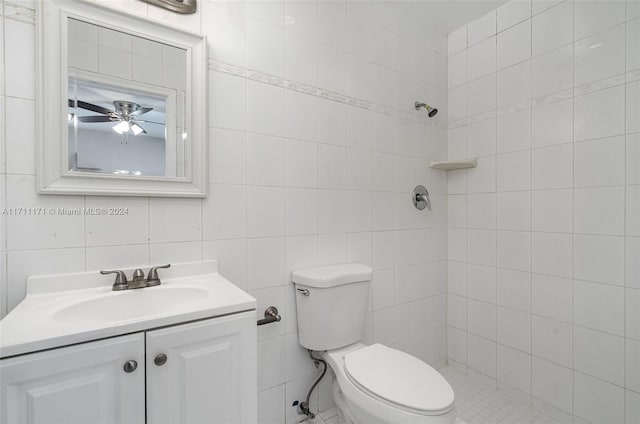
322, 343, 457, 424
343, 344, 455, 415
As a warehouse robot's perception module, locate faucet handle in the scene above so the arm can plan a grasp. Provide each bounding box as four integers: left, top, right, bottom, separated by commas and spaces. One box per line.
146, 264, 171, 286
132, 268, 145, 281
100, 270, 128, 291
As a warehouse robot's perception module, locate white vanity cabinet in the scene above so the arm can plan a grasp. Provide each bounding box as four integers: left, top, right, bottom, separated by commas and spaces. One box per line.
146, 312, 257, 424
1, 311, 256, 424
0, 334, 146, 424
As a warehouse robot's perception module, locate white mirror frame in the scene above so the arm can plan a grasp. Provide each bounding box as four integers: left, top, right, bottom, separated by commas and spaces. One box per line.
37, 0, 207, 197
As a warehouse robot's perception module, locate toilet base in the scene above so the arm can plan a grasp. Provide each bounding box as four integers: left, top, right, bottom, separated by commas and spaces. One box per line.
331, 379, 354, 424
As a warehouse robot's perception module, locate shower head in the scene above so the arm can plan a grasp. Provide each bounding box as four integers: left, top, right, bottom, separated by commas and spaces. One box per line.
415, 101, 438, 117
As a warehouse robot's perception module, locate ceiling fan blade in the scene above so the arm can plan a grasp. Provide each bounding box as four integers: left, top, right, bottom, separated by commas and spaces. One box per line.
77, 116, 115, 123
70, 100, 115, 116
135, 119, 165, 125
131, 107, 153, 116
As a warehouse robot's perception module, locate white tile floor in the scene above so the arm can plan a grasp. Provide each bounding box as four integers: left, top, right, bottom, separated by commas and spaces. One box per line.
308, 366, 562, 424
440, 366, 561, 424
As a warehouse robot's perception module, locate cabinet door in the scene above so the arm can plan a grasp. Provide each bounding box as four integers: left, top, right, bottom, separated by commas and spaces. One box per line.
146, 311, 257, 424
1, 334, 145, 424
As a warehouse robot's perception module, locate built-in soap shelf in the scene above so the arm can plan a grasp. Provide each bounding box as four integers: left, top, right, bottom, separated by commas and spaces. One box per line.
429, 158, 478, 170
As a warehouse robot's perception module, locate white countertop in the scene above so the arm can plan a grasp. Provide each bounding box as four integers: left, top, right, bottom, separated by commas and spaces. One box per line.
0, 261, 256, 359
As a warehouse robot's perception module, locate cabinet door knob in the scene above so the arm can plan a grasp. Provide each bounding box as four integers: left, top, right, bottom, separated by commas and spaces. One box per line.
123, 360, 138, 373
154, 353, 168, 366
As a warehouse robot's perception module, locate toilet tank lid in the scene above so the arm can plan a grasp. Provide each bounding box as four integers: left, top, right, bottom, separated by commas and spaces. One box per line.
292, 264, 373, 288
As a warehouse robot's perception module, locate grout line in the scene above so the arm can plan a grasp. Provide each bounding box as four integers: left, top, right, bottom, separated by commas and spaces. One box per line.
0, 0, 6, 319
82, 195, 86, 271
571, 1, 576, 419
459, 23, 470, 373
528, 0, 534, 405
493, 12, 499, 391
146, 197, 150, 265
623, 4, 628, 423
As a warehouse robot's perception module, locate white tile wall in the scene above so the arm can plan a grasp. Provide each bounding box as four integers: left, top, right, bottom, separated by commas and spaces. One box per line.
468, 11, 496, 47
1, 1, 448, 423
447, 1, 639, 422
4, 0, 638, 421
468, 37, 496, 81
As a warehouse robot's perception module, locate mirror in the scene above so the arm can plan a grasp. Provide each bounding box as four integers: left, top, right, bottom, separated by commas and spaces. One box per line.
38, 0, 207, 197
67, 18, 185, 178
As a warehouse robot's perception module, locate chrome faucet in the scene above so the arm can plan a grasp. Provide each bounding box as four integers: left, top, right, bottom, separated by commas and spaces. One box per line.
101, 264, 171, 291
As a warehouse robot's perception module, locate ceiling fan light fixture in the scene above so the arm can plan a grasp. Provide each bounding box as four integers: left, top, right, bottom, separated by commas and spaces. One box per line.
130, 123, 145, 136
113, 121, 130, 134
72, 99, 155, 136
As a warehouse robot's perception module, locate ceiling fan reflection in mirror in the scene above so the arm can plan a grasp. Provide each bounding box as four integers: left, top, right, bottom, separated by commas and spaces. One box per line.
68, 99, 164, 136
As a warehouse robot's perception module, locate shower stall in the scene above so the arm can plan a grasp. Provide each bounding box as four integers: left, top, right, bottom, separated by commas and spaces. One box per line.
444, 1, 639, 423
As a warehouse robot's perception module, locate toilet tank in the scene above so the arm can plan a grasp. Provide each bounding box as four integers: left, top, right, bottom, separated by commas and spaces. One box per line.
292, 263, 373, 351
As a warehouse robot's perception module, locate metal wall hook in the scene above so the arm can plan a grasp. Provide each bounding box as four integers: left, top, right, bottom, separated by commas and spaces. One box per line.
257, 306, 281, 326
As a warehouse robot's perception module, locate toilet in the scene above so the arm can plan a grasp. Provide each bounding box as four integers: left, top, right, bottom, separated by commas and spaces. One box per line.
292, 263, 456, 424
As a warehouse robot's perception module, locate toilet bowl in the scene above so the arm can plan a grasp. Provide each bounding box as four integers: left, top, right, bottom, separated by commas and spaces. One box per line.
322, 343, 456, 424
292, 264, 456, 424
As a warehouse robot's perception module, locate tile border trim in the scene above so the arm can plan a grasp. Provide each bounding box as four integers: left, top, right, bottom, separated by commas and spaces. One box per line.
208, 59, 448, 129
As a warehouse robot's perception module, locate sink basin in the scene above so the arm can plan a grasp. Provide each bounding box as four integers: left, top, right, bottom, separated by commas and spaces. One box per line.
53, 286, 209, 323
0, 261, 257, 359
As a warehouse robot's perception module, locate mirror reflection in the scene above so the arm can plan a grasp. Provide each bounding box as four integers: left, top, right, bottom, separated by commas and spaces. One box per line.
67, 18, 187, 178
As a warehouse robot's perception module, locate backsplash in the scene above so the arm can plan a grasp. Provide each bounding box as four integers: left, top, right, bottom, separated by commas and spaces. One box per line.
0, 1, 449, 423
445, 0, 639, 423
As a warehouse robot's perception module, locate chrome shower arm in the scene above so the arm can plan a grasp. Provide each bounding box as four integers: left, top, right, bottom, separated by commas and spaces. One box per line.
414, 101, 438, 117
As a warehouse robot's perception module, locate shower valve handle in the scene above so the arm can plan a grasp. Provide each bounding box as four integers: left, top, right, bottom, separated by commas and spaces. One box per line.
412, 185, 431, 211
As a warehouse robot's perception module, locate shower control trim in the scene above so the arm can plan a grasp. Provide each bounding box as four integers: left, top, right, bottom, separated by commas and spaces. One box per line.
413, 185, 431, 211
